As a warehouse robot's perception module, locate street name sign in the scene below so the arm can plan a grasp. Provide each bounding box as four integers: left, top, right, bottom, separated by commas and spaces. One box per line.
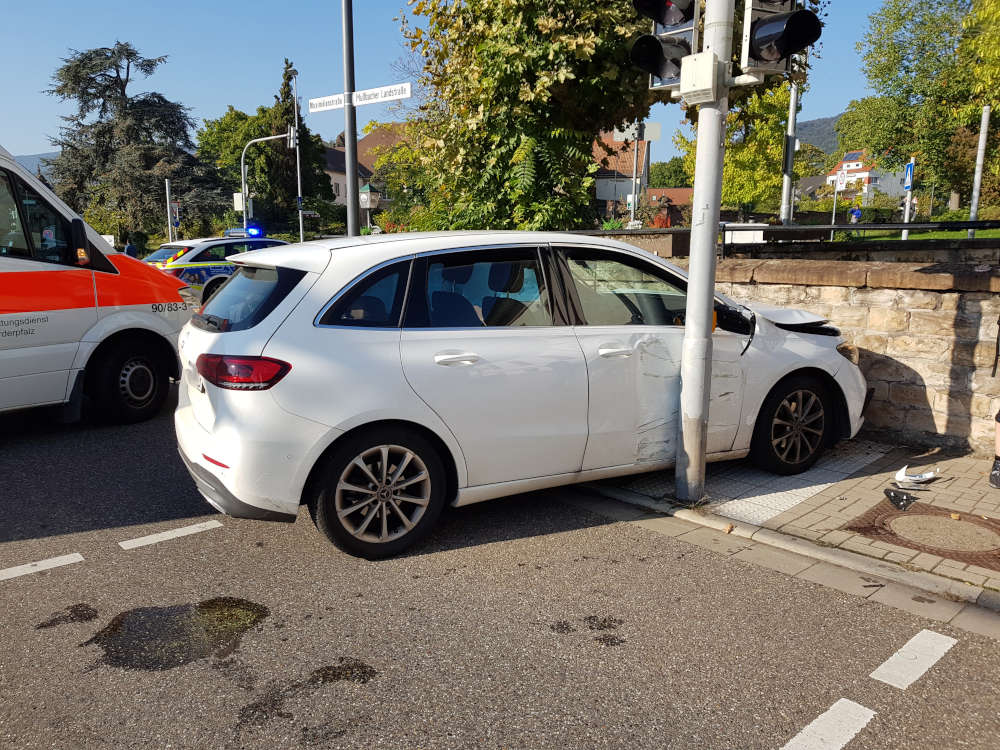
309, 83, 412, 114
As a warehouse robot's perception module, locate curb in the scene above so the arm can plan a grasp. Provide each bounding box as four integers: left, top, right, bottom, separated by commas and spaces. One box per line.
585, 483, 1000, 614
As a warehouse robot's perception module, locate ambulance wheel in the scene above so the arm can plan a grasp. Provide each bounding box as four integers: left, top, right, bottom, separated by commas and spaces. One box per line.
202, 278, 225, 304
89, 339, 170, 424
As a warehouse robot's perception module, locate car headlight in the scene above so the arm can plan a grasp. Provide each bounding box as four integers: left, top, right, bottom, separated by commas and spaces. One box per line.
836, 343, 860, 366
178, 286, 200, 307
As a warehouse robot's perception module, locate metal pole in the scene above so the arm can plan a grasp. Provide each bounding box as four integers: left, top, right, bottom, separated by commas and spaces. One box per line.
928, 183, 935, 220
675, 0, 735, 504
165, 179, 173, 243
969, 105, 991, 239
241, 134, 289, 234
342, 0, 361, 237
902, 156, 915, 240
829, 178, 839, 242
780, 80, 800, 225
630, 123, 640, 224
293, 75, 305, 243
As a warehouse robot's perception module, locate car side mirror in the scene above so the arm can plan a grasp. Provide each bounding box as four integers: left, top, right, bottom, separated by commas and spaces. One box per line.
70, 218, 90, 266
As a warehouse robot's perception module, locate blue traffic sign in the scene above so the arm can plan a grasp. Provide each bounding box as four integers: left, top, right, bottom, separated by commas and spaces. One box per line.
904, 162, 914, 191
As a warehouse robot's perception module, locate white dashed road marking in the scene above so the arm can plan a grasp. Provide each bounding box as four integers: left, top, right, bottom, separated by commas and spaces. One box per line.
780, 699, 876, 750
118, 520, 223, 550
870, 628, 957, 690
0, 553, 85, 581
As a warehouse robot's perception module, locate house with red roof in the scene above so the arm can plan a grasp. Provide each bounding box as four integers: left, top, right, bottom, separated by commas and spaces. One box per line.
592, 133, 650, 217
826, 149, 908, 201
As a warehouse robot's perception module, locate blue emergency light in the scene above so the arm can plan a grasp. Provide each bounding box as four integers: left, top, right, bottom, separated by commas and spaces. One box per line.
223, 226, 265, 238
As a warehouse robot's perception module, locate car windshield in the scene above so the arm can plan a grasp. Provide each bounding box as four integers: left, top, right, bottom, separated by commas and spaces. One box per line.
145, 245, 193, 262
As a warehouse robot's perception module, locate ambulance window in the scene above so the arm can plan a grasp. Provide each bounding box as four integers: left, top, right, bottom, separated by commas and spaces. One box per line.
0, 173, 31, 258
17, 181, 72, 265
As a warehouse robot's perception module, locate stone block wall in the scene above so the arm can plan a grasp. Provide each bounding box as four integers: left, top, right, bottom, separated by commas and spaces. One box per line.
675, 259, 1000, 454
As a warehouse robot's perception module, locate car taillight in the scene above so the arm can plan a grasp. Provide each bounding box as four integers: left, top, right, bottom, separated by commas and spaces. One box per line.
196, 354, 291, 391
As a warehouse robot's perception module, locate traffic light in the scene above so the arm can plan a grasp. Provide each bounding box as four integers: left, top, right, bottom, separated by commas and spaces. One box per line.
287, 126, 299, 150
630, 1, 700, 90
741, 1, 822, 75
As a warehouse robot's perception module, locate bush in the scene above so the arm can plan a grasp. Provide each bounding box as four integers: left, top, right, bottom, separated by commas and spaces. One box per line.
601, 218, 624, 231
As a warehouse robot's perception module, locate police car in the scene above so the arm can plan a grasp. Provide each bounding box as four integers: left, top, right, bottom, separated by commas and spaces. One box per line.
144, 231, 288, 303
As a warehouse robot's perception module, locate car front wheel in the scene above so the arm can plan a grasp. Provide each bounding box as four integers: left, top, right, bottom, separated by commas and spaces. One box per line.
310, 427, 446, 558
750, 375, 831, 475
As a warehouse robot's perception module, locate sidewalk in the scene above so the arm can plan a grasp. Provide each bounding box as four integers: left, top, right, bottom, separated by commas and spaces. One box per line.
587, 438, 1000, 614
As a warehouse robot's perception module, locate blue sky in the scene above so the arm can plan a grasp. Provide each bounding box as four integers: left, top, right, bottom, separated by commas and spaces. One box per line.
3, 1, 874, 161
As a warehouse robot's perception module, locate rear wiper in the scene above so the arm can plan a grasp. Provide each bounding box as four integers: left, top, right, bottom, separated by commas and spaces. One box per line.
193, 312, 228, 331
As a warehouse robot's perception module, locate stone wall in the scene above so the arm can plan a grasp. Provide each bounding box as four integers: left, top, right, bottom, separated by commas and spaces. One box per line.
674, 259, 1000, 454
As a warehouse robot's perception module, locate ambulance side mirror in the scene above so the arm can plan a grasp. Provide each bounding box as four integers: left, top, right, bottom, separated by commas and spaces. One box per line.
70, 218, 91, 266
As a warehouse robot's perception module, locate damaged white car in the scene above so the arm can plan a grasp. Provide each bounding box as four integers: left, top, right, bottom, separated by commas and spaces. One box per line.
175, 232, 871, 557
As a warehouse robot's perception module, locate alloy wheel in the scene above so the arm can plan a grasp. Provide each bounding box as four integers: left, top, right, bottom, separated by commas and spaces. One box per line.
770, 389, 825, 465
335, 445, 431, 543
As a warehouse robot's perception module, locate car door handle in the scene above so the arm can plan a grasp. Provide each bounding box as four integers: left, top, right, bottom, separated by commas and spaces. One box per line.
434, 352, 481, 366
598, 346, 633, 359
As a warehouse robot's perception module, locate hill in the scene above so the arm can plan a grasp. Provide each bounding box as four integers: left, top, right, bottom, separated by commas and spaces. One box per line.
14, 151, 59, 176
797, 115, 841, 154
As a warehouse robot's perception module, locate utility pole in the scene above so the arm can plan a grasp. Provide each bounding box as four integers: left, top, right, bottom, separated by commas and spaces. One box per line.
969, 105, 991, 239
164, 179, 173, 243
241, 133, 290, 232
902, 156, 915, 241
630, 123, 640, 224
342, 0, 361, 237
779, 79, 800, 224
830, 171, 842, 242
675, 0, 736, 503
293, 75, 305, 243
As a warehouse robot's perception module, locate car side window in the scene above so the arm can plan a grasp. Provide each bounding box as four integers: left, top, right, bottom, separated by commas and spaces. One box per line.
12, 176, 72, 265
562, 247, 687, 326
405, 247, 554, 328
0, 172, 31, 258
319, 260, 410, 327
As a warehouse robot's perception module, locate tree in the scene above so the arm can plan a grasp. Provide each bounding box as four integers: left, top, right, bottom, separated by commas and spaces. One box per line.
963, 0, 1000, 105
197, 60, 332, 231
674, 82, 796, 215
835, 97, 909, 169
46, 42, 226, 241
386, 0, 655, 230
648, 157, 690, 188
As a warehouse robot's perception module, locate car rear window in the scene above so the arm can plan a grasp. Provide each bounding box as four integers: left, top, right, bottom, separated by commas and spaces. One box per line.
192, 265, 305, 332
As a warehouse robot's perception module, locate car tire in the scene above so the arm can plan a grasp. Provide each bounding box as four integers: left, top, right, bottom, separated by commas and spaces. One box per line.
749, 375, 831, 475
202, 278, 225, 304
88, 339, 170, 424
310, 426, 447, 559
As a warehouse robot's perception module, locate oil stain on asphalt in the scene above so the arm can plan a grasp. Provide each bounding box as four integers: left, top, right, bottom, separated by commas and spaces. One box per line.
35, 604, 98, 630
79, 597, 269, 670
238, 658, 378, 728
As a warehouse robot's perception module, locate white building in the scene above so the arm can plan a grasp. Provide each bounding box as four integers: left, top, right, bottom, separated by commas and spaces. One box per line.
826, 149, 908, 202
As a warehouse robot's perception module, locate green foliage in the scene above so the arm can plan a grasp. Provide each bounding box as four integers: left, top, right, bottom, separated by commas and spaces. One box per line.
648, 157, 690, 188
197, 60, 333, 233
601, 218, 624, 231
963, 0, 1000, 105
835, 96, 909, 169
380, 0, 656, 230
46, 42, 227, 242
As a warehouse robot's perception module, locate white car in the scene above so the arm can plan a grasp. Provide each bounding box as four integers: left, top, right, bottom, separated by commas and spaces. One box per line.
175, 232, 870, 558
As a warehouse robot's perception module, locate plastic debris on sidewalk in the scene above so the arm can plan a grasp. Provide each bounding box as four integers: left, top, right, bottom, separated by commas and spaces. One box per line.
884, 487, 918, 511
892, 480, 930, 492
894, 465, 941, 484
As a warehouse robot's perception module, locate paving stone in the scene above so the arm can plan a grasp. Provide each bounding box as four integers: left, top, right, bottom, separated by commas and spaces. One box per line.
965, 564, 1000, 578
674, 527, 754, 556
630, 516, 701, 538
950, 605, 1000, 640
796, 562, 890, 598
869, 582, 966, 622
818, 530, 855, 545
911, 552, 944, 570
732, 545, 816, 577
840, 539, 888, 559
886, 552, 917, 563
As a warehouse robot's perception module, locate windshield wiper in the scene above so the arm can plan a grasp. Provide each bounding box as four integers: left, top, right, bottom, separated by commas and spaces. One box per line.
193, 312, 227, 332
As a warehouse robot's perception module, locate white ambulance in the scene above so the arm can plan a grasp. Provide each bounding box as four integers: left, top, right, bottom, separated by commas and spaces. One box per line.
0, 145, 197, 423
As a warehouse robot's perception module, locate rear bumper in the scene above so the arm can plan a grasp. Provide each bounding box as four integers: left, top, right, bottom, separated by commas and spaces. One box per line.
178, 447, 296, 523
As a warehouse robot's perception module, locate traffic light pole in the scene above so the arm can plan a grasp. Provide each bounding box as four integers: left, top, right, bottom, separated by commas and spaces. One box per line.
675, 0, 736, 503
969, 105, 991, 239
779, 79, 800, 225
342, 0, 361, 237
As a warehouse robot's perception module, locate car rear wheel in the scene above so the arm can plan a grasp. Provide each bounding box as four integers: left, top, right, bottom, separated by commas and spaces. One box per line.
88, 339, 170, 424
310, 426, 446, 558
750, 375, 831, 475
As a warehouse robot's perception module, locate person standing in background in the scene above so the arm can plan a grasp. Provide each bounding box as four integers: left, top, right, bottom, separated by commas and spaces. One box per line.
123, 236, 138, 257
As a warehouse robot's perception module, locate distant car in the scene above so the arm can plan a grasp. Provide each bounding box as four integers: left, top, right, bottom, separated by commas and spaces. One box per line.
175, 232, 871, 558
145, 235, 288, 303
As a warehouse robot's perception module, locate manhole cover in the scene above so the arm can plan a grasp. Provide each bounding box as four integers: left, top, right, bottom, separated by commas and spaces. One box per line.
844, 500, 1000, 572
889, 515, 1000, 553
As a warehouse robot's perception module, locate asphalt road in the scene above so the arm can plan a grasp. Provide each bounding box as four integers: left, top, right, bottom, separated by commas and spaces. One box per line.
1, 389, 997, 749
